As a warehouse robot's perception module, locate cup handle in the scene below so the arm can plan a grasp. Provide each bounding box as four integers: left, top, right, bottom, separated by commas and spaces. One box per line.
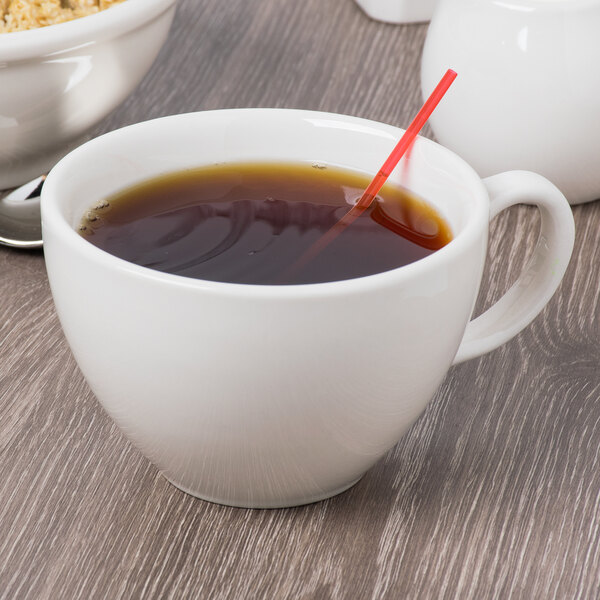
453, 171, 575, 365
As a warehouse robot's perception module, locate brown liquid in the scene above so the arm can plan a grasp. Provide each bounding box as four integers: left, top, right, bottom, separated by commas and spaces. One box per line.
78, 163, 452, 285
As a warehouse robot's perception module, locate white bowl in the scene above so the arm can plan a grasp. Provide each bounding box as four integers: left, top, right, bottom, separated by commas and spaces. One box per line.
354, 0, 438, 23
0, 0, 176, 190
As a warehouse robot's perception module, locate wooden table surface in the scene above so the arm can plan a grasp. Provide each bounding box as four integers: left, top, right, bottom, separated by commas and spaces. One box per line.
2, 1, 600, 598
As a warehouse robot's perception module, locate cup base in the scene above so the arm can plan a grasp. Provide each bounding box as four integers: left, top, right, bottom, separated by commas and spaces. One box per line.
163, 474, 364, 509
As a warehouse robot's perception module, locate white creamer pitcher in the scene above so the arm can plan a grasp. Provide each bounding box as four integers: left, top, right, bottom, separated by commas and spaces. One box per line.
422, 0, 600, 204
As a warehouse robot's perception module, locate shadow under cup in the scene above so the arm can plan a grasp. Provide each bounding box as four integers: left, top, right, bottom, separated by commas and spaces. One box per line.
41, 109, 490, 508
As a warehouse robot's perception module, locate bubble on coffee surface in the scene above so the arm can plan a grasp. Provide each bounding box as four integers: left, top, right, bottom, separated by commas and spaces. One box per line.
78, 201, 112, 235
94, 200, 111, 211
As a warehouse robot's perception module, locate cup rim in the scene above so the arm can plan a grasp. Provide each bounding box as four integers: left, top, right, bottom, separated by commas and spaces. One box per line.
42, 108, 489, 299
0, 0, 176, 61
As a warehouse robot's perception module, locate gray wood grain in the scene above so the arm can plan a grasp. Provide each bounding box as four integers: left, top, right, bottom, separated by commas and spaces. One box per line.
1, 0, 599, 598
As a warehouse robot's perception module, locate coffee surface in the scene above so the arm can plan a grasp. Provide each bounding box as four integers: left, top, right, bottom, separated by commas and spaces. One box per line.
78, 163, 452, 285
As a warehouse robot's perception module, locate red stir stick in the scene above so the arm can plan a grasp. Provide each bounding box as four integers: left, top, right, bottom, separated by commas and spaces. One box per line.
353, 68, 456, 212
290, 69, 457, 273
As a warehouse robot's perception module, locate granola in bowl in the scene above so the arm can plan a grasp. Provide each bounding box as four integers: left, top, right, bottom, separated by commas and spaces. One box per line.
0, 0, 126, 33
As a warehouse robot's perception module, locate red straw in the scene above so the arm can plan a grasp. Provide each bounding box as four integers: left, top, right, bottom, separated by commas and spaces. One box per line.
289, 69, 457, 273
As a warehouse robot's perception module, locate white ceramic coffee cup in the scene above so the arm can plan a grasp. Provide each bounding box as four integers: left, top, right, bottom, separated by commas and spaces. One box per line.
42, 109, 574, 508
